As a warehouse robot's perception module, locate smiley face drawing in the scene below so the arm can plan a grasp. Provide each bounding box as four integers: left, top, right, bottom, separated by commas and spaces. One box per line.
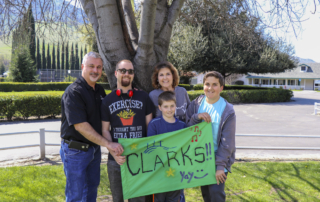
194, 169, 208, 179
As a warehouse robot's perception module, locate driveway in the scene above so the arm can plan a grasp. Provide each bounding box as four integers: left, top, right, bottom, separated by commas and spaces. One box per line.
0, 91, 319, 162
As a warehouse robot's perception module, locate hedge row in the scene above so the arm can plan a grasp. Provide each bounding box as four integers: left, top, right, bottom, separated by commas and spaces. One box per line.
0, 88, 292, 120
188, 89, 293, 103
178, 84, 193, 90
0, 93, 63, 120
193, 84, 269, 90
0, 82, 110, 92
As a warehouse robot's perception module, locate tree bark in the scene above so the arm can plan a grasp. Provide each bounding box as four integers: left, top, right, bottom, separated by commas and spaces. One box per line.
80, 0, 186, 91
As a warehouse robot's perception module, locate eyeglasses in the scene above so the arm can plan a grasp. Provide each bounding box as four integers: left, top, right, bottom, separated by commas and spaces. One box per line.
117, 68, 134, 75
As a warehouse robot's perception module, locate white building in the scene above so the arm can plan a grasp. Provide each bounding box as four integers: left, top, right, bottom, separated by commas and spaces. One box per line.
246, 63, 320, 90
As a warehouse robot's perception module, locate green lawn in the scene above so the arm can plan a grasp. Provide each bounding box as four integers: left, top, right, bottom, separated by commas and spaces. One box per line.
1, 161, 319, 201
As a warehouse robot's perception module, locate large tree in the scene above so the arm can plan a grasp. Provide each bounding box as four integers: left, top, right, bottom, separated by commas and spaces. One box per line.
0, 0, 317, 90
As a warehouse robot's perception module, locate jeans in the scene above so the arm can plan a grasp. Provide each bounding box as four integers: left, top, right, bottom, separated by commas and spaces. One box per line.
107, 160, 145, 202
200, 172, 228, 202
60, 141, 101, 202
154, 190, 180, 202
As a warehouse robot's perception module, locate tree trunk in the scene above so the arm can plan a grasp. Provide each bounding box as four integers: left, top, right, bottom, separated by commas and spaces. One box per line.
79, 0, 185, 91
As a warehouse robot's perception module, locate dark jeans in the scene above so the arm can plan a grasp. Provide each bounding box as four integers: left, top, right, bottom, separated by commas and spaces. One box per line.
60, 141, 101, 202
201, 172, 228, 202
107, 160, 145, 202
154, 190, 180, 202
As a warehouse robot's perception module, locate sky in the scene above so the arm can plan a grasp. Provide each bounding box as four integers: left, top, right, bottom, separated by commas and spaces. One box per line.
267, 6, 320, 63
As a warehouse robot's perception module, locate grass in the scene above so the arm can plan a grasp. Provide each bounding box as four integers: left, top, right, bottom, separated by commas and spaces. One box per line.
0, 161, 319, 201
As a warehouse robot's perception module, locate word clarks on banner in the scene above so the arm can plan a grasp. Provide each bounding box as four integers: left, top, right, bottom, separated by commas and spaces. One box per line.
119, 122, 216, 200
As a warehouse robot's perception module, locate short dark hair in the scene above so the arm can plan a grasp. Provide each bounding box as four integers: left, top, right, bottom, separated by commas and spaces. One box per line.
116, 59, 133, 70
158, 91, 176, 106
203, 71, 224, 86
152, 61, 179, 89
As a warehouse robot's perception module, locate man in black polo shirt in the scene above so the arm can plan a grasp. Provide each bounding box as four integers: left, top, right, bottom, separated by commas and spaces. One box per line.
101, 60, 155, 202
60, 52, 123, 202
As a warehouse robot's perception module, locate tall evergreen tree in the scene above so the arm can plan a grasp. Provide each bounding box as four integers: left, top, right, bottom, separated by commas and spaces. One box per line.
0, 63, 5, 75
9, 46, 36, 82
36, 38, 41, 70
84, 46, 87, 55
80, 46, 83, 66
61, 42, 65, 71
42, 39, 46, 69
27, 5, 36, 64
47, 43, 51, 69
70, 43, 74, 70
66, 43, 69, 70
52, 45, 56, 70
57, 42, 60, 70
75, 43, 79, 70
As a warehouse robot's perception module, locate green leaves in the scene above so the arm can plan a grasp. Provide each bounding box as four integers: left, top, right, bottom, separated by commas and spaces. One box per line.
0, 93, 62, 120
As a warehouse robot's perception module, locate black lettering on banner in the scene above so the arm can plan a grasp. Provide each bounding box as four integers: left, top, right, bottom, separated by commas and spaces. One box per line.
195, 147, 205, 163
154, 155, 165, 170
181, 145, 193, 166
141, 153, 152, 173
167, 151, 180, 167
127, 153, 140, 176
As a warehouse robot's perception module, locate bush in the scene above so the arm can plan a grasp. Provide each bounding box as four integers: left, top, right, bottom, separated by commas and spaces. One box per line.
187, 89, 293, 103
0, 82, 110, 92
178, 84, 193, 90
0, 92, 62, 120
192, 84, 269, 91
64, 76, 78, 82
0, 90, 112, 120
193, 84, 203, 90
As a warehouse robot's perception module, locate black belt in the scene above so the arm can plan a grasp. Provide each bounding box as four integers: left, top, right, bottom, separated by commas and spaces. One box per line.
63, 139, 71, 144
63, 139, 90, 152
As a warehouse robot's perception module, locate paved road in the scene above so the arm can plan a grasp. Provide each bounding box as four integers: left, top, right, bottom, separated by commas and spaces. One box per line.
1, 91, 319, 162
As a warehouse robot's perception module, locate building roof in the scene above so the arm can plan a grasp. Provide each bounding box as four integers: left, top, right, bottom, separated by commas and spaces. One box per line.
246, 63, 320, 79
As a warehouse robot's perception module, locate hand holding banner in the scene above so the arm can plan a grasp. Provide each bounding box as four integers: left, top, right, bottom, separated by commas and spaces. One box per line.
119, 122, 216, 200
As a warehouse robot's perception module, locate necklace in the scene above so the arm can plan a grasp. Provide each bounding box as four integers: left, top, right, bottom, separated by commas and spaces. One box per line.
120, 96, 132, 111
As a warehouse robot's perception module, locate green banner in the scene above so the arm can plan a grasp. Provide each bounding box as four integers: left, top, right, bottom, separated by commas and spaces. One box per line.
119, 122, 216, 200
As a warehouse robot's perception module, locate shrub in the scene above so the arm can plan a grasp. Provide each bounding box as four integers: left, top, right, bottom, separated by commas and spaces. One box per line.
64, 76, 78, 82
193, 84, 203, 90
0, 90, 112, 120
187, 89, 293, 103
0, 82, 110, 92
0, 93, 62, 120
178, 84, 193, 90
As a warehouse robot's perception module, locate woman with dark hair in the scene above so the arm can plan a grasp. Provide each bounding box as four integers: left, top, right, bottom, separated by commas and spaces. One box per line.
149, 61, 190, 122
149, 61, 190, 202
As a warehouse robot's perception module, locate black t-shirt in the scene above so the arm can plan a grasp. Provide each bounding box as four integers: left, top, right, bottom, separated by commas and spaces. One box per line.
101, 89, 155, 161
60, 76, 106, 146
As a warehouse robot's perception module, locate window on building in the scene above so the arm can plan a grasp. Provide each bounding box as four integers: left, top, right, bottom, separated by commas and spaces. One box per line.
254, 79, 259, 84
262, 79, 269, 85
288, 80, 296, 85
301, 66, 306, 72
278, 80, 285, 85
249, 78, 252, 84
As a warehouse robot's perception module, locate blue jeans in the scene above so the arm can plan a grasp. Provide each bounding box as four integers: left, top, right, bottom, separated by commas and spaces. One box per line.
60, 141, 101, 202
200, 172, 228, 202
